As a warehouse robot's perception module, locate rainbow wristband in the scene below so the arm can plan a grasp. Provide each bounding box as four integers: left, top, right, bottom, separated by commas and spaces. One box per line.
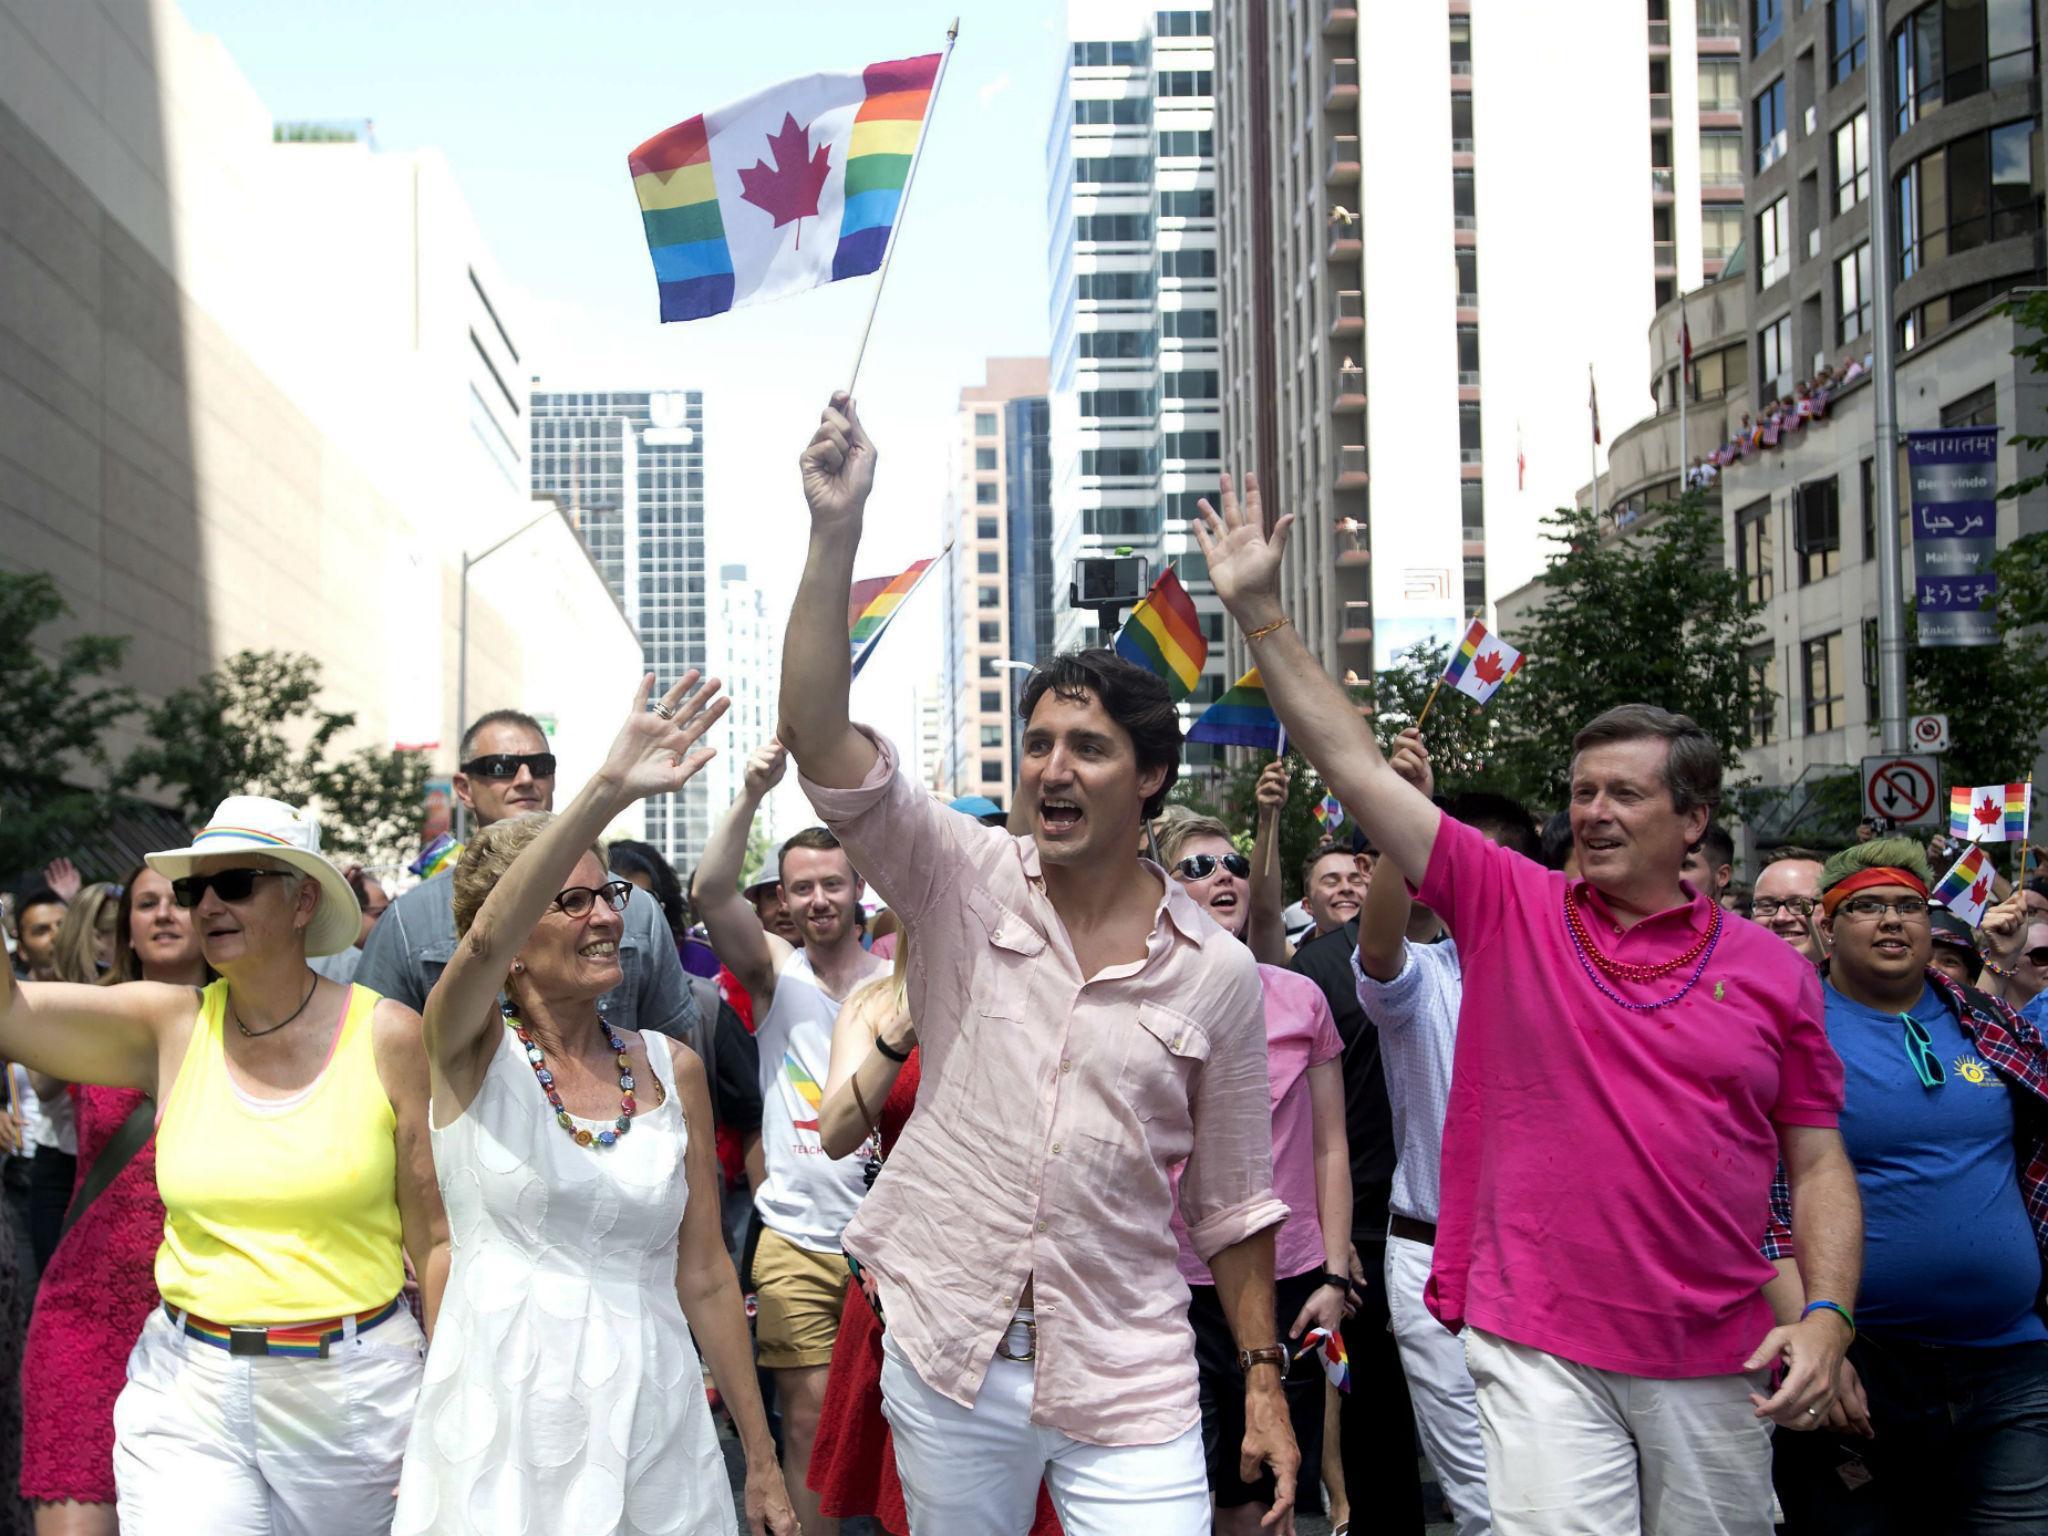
1801, 1299, 1855, 1337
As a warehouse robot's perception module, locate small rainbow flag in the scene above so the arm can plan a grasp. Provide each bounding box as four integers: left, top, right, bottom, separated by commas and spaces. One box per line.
410, 833, 463, 882
1187, 668, 1282, 750
1950, 783, 2029, 843
1114, 567, 1207, 701
1931, 844, 1995, 928
629, 53, 942, 323
1298, 1326, 1351, 1393
1313, 794, 1344, 830
848, 556, 940, 678
1440, 618, 1525, 706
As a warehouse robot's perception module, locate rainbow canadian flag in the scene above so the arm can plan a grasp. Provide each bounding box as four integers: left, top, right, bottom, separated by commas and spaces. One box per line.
1930, 845, 1996, 928
1440, 619, 1525, 706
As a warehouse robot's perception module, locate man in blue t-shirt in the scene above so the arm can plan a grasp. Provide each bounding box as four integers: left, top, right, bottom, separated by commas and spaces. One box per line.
1771, 839, 2048, 1533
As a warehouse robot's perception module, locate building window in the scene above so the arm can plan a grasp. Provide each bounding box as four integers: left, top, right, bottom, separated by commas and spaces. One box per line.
1754, 0, 1782, 53
1073, 96, 1151, 126
1700, 58, 1742, 110
1079, 329, 1158, 361
1758, 196, 1790, 286
1078, 270, 1155, 301
1449, 15, 1472, 67
1160, 248, 1217, 279
1862, 617, 1880, 721
1897, 120, 2042, 276
979, 689, 1002, 712
975, 447, 998, 471
1834, 112, 1869, 213
1755, 77, 1787, 171
978, 620, 1001, 644
979, 724, 1004, 747
1701, 129, 1744, 187
1803, 631, 1846, 733
974, 411, 997, 435
1837, 242, 1872, 342
1077, 212, 1153, 243
1795, 477, 1842, 585
1759, 313, 1793, 398
1703, 206, 1743, 258
1830, 0, 1867, 81
1158, 188, 1214, 218
1074, 154, 1151, 186
1860, 456, 1876, 559
1452, 169, 1476, 228
1155, 10, 1212, 38
1079, 388, 1158, 419
1161, 369, 1221, 401
976, 551, 1000, 574
976, 516, 1000, 540
1161, 308, 1219, 339
975, 482, 1000, 505
1459, 403, 1483, 462
1156, 69, 1213, 98
1942, 384, 1998, 427
1737, 498, 1774, 604
1893, 0, 2038, 132
978, 585, 1000, 607
978, 655, 1001, 678
1749, 645, 1778, 745
980, 760, 1005, 784
1071, 39, 1150, 67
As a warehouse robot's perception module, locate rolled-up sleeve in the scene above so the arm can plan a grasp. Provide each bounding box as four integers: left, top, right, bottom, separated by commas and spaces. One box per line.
1180, 955, 1289, 1262
799, 725, 972, 931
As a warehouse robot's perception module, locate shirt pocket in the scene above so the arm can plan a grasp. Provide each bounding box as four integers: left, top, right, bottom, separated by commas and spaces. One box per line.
966, 888, 1045, 1024
1118, 1002, 1210, 1125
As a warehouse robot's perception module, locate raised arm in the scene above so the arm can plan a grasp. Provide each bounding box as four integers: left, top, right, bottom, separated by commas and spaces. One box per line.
818, 977, 915, 1160
0, 963, 186, 1098
1358, 729, 1432, 980
778, 394, 881, 791
695, 742, 789, 1003
425, 673, 727, 1076
1195, 473, 1440, 886
1246, 759, 1293, 967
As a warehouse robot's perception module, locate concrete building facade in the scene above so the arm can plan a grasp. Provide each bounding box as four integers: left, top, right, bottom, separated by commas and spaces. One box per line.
0, 0, 637, 844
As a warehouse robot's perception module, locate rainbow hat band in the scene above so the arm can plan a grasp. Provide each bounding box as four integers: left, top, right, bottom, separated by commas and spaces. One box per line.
145, 795, 361, 958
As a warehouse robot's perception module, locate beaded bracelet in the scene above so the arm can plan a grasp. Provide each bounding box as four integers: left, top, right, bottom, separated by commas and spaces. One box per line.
1801, 1299, 1856, 1337
1983, 957, 2020, 981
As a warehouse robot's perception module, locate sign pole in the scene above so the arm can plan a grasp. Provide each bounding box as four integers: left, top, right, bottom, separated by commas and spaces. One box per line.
1865, 33, 1910, 752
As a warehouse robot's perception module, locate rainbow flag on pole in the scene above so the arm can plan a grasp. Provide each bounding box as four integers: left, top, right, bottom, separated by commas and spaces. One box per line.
1440, 618, 1525, 705
1950, 783, 2030, 843
1114, 568, 1207, 701
629, 53, 941, 323
1931, 844, 1996, 928
1187, 669, 1282, 750
848, 556, 940, 678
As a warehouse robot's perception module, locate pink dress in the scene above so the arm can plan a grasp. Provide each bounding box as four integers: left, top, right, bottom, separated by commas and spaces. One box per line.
20, 1085, 164, 1505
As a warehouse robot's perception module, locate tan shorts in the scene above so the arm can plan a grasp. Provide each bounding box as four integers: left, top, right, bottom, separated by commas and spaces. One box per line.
752, 1227, 852, 1370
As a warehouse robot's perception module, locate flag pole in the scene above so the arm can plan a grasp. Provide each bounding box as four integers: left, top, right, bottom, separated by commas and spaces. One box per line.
846, 19, 961, 397
1414, 675, 1447, 732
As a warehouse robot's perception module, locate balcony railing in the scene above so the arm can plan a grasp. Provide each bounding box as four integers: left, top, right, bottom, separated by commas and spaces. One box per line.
1331, 289, 1364, 334
1327, 134, 1360, 182
1458, 369, 1481, 386
1701, 164, 1744, 187
1336, 443, 1368, 485
1459, 447, 1484, 463
1326, 59, 1359, 107
1453, 213, 1477, 230
1648, 19, 1670, 45
1339, 602, 1374, 642
1333, 366, 1366, 409
1322, 0, 1358, 34
1649, 92, 1672, 120
1454, 291, 1479, 308
1653, 238, 1677, 268
1328, 223, 1362, 259
1651, 167, 1675, 194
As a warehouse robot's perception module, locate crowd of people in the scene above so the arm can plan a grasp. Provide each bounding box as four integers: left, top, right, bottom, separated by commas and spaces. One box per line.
0, 391, 2041, 1536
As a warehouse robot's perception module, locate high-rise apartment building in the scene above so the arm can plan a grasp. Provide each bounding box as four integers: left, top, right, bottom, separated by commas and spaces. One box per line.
1046, 0, 1229, 755
1212, 0, 1739, 682
940, 358, 1052, 800
530, 388, 712, 865
707, 562, 781, 846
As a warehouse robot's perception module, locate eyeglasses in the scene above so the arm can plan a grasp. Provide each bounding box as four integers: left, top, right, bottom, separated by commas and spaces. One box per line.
460, 752, 557, 780
1175, 852, 1252, 882
550, 880, 632, 919
1750, 896, 1817, 918
1901, 1013, 1946, 1089
1835, 895, 1930, 921
170, 869, 295, 908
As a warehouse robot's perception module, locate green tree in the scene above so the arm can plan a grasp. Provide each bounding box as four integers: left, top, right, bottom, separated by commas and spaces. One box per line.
0, 571, 138, 877
1371, 639, 1505, 798
1176, 749, 1343, 903
118, 650, 355, 820
1494, 491, 1769, 808
314, 745, 435, 872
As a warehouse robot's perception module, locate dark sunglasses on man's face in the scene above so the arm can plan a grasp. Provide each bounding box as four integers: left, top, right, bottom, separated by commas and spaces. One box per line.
170, 869, 295, 908
551, 880, 633, 919
460, 752, 557, 781
1175, 852, 1252, 882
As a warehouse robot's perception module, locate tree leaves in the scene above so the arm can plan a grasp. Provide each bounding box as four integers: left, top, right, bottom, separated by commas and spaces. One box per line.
738, 113, 832, 246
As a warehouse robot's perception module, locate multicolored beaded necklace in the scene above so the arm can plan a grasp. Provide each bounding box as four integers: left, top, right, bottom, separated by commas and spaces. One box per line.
503, 1001, 636, 1148
1562, 885, 1724, 1012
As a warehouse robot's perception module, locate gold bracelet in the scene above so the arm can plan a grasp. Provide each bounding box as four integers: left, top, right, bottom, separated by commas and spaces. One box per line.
1245, 615, 1291, 642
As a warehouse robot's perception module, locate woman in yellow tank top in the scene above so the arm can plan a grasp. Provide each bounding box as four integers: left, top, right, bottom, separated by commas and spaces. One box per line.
0, 795, 448, 1536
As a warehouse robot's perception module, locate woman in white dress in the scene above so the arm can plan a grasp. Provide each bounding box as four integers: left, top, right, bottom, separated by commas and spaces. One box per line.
394, 672, 796, 1536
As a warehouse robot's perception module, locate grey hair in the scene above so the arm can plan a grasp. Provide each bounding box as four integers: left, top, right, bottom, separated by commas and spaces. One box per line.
1571, 703, 1722, 817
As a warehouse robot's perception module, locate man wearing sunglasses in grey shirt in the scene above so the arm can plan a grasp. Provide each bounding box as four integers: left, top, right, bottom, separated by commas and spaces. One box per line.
355, 708, 703, 1045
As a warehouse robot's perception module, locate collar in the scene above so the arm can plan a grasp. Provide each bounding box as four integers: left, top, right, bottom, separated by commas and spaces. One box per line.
1569, 875, 1713, 936
1015, 837, 1212, 948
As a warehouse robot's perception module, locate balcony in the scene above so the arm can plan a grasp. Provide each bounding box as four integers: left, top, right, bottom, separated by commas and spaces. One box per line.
1651, 167, 1675, 195
1322, 0, 1357, 34
1327, 133, 1360, 185
1450, 55, 1472, 82
1327, 221, 1361, 261
1333, 366, 1366, 411
1457, 369, 1481, 387
1649, 92, 1672, 122
1459, 447, 1483, 464
1336, 443, 1368, 486
1339, 602, 1374, 646
1453, 213, 1477, 231
1336, 546, 1372, 569
1454, 291, 1479, 310
1451, 137, 1474, 154
1330, 289, 1363, 338
1325, 58, 1359, 109
1653, 238, 1676, 270
1648, 19, 1669, 47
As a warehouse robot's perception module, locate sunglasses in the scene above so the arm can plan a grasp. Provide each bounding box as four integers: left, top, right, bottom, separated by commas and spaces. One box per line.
2028, 947, 2048, 969
170, 869, 296, 908
551, 880, 632, 919
1175, 852, 1252, 882
460, 752, 557, 780
1901, 1013, 1946, 1089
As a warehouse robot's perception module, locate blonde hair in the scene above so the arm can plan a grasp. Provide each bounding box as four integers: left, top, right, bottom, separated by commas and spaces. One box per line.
844, 930, 912, 1041
1156, 813, 1235, 868
452, 814, 601, 937
52, 883, 121, 984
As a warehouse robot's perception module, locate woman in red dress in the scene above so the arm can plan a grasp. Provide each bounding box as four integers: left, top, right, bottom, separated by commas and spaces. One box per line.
809, 942, 1060, 1536
20, 866, 207, 1534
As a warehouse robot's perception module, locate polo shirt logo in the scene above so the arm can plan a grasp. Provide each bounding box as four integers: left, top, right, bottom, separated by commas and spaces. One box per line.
1953, 1054, 1995, 1086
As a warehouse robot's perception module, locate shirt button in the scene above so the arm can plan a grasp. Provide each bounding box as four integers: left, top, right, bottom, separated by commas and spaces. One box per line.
1036, 1220, 1048, 1233
1059, 1059, 1072, 1075
1050, 1141, 1062, 1154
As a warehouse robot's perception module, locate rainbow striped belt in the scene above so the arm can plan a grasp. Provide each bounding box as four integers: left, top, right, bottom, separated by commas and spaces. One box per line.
162, 1297, 401, 1359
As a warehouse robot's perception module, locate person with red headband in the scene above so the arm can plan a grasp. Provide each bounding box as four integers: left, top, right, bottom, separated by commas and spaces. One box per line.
1768, 839, 2048, 1532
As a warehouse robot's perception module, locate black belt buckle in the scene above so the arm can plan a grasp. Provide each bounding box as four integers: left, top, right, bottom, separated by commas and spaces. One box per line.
228, 1326, 271, 1358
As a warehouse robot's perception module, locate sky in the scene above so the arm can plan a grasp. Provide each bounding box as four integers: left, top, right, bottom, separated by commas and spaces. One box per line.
180, 0, 1068, 775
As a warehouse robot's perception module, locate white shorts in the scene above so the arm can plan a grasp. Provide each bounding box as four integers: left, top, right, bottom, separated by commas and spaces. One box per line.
114, 1305, 424, 1536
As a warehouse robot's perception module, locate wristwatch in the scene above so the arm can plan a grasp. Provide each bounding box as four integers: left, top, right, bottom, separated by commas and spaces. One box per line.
1317, 1270, 1352, 1293
1238, 1343, 1290, 1374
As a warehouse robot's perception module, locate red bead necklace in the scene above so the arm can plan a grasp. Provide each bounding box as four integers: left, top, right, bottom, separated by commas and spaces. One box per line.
1564, 886, 1721, 983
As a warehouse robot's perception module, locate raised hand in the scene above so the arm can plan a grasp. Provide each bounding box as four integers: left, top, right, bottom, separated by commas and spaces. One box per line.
600, 672, 729, 808
745, 740, 789, 800
43, 858, 81, 904
1193, 472, 1292, 630
799, 392, 877, 531
1254, 759, 1290, 816
1388, 727, 1434, 800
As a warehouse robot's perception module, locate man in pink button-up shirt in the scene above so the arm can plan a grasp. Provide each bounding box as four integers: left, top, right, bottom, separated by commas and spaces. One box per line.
778, 395, 1299, 1536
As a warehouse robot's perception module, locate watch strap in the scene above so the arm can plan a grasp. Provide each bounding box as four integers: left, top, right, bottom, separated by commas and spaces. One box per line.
1238, 1343, 1290, 1374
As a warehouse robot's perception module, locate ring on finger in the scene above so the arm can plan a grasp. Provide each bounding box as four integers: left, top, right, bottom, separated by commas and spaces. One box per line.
651, 701, 677, 720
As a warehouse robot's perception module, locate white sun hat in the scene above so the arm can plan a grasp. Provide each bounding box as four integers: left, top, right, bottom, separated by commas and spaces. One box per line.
145, 796, 360, 957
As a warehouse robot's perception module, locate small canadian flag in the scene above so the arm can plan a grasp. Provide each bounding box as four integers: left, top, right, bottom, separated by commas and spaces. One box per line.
1441, 618, 1525, 705
1930, 844, 1995, 928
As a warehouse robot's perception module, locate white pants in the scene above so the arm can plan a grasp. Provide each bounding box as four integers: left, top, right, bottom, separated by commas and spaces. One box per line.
880, 1323, 1211, 1536
114, 1304, 424, 1536
1386, 1234, 1492, 1536
1463, 1329, 1773, 1536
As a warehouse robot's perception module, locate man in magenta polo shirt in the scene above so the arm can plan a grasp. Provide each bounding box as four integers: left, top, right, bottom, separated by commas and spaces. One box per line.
1195, 475, 1864, 1536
